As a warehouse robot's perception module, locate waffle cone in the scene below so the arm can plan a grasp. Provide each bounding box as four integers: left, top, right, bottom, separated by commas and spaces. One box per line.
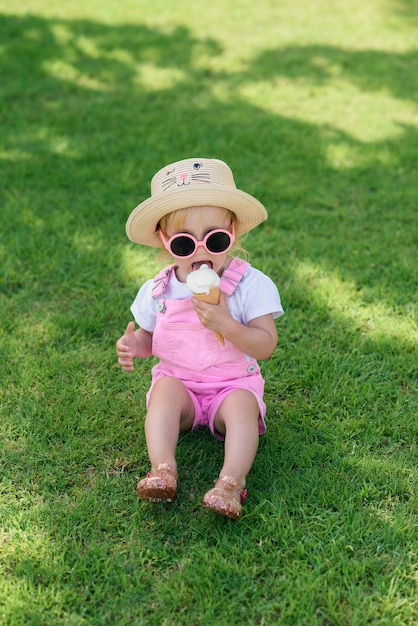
193, 287, 224, 345
194, 286, 220, 305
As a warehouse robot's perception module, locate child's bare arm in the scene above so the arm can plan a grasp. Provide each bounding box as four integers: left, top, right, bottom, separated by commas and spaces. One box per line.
192, 291, 278, 360
222, 313, 278, 360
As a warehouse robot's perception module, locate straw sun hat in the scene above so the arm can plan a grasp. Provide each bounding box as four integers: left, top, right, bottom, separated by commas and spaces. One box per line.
125, 158, 268, 247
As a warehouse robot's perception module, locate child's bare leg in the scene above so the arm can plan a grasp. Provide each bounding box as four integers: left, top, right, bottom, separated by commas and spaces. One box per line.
202, 389, 260, 518
136, 376, 194, 502
215, 389, 260, 486
145, 376, 195, 471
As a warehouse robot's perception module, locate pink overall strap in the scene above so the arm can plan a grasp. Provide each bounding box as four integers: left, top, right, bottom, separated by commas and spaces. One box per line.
152, 264, 176, 313
220, 258, 250, 296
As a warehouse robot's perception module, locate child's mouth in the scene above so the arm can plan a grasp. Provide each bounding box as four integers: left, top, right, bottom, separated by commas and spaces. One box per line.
191, 261, 213, 271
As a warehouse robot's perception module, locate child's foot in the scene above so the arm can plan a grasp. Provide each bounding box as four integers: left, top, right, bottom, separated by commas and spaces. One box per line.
202, 475, 247, 520
136, 463, 178, 502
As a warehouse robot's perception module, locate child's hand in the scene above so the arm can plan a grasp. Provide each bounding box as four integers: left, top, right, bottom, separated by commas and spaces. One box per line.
192, 291, 232, 337
116, 322, 138, 372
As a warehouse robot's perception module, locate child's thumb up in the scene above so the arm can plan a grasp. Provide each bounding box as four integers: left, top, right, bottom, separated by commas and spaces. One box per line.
125, 321, 135, 336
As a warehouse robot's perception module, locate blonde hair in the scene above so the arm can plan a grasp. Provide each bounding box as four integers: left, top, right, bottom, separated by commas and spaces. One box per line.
157, 207, 248, 262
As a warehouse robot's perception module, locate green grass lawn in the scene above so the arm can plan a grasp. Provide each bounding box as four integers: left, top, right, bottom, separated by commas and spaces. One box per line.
1, 0, 417, 624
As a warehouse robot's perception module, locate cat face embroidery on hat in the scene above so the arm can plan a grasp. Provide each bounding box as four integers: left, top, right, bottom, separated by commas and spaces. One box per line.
152, 159, 235, 195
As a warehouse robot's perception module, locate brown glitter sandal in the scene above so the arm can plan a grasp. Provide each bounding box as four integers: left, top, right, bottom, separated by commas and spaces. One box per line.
136, 463, 178, 502
202, 475, 247, 520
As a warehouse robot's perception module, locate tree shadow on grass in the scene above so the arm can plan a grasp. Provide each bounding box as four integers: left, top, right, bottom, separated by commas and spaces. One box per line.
235, 44, 418, 102
1, 12, 417, 621
1, 15, 416, 303
389, 0, 418, 24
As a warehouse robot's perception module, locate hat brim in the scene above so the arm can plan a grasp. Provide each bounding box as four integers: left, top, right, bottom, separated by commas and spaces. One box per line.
126, 185, 268, 247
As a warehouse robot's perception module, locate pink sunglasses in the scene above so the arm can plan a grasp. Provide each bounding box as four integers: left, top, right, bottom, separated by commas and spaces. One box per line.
159, 223, 235, 259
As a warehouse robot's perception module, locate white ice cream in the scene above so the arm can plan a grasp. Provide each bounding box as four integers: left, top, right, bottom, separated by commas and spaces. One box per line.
186, 264, 220, 295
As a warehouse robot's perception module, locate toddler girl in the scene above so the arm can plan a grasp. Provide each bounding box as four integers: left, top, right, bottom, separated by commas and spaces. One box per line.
116, 158, 283, 519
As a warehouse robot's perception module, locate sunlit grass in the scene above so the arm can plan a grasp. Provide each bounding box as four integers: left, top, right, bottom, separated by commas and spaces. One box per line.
294, 260, 417, 343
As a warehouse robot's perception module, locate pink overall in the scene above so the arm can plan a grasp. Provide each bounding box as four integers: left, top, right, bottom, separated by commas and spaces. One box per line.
146, 258, 267, 440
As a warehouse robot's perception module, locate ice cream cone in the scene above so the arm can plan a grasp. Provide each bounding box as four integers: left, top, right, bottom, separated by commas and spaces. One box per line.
187, 265, 225, 346
193, 287, 224, 345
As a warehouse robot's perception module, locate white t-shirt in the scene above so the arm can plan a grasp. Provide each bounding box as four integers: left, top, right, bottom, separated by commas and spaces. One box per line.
131, 263, 284, 332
